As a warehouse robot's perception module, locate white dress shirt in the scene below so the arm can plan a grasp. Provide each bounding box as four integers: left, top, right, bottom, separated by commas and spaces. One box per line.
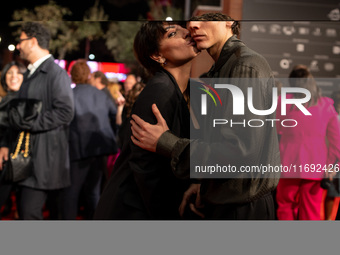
27, 54, 52, 77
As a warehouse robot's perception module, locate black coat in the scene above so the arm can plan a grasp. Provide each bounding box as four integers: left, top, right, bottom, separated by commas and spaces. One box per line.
69, 84, 117, 161
13, 56, 74, 190
157, 36, 281, 205
197, 35, 281, 204
0, 91, 18, 147
94, 70, 191, 220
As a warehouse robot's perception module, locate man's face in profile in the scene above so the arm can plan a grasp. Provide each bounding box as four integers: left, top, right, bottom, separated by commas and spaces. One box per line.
186, 21, 232, 51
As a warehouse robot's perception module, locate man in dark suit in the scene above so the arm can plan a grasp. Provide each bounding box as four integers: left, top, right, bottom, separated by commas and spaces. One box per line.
62, 60, 118, 220
9, 22, 74, 219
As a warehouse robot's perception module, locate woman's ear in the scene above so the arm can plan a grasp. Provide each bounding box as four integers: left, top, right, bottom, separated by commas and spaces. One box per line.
150, 53, 165, 64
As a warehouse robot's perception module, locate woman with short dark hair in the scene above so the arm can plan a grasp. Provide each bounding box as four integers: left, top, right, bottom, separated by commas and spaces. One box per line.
94, 21, 200, 219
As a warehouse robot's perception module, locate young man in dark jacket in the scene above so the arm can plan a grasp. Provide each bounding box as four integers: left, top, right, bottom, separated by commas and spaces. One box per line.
131, 13, 280, 220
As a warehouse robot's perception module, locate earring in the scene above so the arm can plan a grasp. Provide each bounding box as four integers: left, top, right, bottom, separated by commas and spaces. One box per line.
160, 59, 167, 67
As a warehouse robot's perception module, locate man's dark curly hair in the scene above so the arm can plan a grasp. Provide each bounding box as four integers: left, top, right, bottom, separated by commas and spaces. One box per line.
21, 22, 51, 50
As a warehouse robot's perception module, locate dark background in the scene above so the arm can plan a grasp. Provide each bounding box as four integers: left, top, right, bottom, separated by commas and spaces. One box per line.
0, 0, 150, 21
0, 0, 150, 66
1, 0, 339, 81
241, 0, 340, 95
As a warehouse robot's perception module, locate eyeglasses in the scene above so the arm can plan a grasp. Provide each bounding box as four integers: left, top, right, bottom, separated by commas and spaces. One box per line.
17, 37, 33, 44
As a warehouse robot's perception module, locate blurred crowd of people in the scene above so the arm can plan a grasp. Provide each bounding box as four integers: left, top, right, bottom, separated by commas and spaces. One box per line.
1, 15, 339, 221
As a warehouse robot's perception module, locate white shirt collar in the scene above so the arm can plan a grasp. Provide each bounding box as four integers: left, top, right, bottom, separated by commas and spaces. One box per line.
28, 54, 52, 76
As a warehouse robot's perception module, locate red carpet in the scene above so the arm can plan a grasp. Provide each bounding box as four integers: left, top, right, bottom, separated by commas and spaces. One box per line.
0, 191, 84, 220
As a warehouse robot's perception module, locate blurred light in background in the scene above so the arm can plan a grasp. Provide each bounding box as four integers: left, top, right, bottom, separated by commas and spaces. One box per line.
8, 44, 15, 51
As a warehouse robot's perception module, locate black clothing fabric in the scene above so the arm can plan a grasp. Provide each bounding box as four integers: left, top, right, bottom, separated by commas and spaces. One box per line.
62, 84, 118, 220
7, 56, 74, 190
62, 156, 106, 220
0, 92, 18, 215
0, 91, 18, 147
156, 35, 280, 208
0, 182, 12, 218
94, 70, 191, 220
7, 98, 42, 131
0, 91, 18, 125
325, 172, 340, 198
203, 192, 276, 220
102, 87, 117, 133
101, 87, 115, 103
69, 84, 117, 161
117, 107, 129, 150
17, 185, 62, 220
198, 36, 280, 205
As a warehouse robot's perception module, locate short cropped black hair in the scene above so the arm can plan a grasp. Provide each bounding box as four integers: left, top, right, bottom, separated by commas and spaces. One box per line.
133, 22, 167, 75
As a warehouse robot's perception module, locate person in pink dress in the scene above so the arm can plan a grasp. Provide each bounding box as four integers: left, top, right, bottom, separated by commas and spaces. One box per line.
276, 65, 340, 220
